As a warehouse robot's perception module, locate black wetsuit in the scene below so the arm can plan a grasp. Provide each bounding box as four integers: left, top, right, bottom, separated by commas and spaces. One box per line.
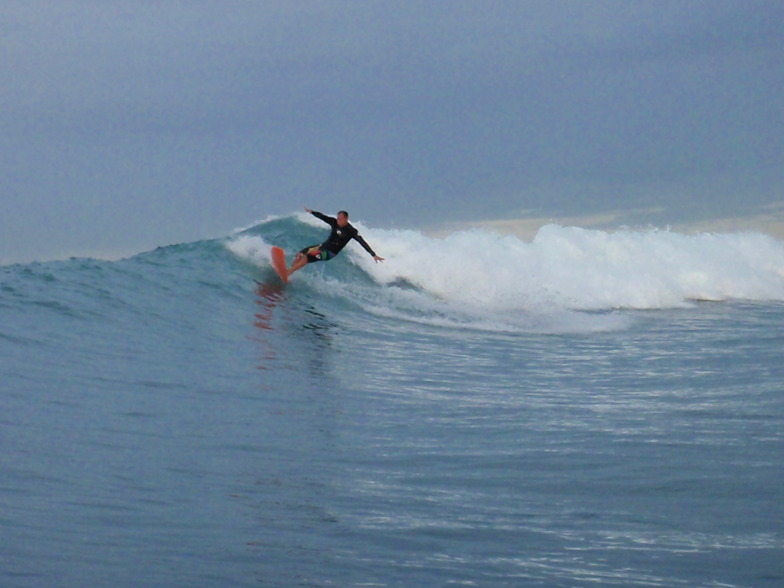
300, 211, 377, 263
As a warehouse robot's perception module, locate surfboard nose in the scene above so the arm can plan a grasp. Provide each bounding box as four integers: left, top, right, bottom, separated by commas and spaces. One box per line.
270, 246, 288, 283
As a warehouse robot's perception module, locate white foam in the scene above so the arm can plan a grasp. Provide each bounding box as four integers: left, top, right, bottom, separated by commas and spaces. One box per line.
354, 224, 784, 311
225, 235, 272, 265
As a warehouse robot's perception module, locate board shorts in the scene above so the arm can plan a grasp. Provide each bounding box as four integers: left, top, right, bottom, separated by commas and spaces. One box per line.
300, 245, 337, 264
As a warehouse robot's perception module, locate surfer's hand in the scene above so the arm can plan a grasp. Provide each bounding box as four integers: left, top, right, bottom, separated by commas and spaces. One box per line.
373, 255, 384, 263
304, 207, 312, 213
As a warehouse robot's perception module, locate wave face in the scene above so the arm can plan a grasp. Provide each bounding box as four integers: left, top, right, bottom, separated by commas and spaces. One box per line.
228, 213, 784, 333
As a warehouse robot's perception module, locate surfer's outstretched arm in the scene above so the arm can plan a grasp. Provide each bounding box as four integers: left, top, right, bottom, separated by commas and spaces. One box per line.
304, 207, 334, 226
354, 234, 384, 263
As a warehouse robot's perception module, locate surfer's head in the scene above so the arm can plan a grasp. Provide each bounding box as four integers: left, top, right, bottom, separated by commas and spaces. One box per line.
337, 210, 349, 227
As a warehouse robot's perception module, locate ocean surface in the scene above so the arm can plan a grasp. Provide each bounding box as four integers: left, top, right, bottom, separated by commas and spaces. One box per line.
2, 213, 783, 587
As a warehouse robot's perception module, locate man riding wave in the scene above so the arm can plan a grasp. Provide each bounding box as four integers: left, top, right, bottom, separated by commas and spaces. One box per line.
287, 207, 384, 278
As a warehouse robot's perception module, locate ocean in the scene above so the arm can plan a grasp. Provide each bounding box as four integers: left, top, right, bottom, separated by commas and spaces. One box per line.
2, 213, 783, 587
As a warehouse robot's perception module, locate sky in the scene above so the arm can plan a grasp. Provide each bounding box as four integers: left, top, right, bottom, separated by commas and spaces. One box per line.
2, 0, 783, 264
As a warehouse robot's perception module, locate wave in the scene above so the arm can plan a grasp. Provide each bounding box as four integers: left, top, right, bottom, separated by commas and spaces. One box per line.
226, 214, 784, 333
6, 213, 781, 338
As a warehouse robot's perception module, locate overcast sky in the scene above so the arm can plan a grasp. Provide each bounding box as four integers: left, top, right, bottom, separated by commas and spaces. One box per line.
2, 0, 783, 263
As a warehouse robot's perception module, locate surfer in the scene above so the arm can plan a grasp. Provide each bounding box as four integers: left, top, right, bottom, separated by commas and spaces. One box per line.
287, 207, 384, 278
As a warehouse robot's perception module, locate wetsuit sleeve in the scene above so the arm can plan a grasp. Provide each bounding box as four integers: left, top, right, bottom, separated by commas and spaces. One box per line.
353, 233, 376, 257
311, 210, 336, 226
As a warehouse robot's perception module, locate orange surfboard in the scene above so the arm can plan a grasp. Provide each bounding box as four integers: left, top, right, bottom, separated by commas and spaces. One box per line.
270, 246, 288, 284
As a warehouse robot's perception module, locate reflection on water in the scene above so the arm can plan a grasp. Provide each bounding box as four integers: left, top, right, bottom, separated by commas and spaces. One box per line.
253, 281, 286, 332
252, 281, 286, 370
252, 280, 337, 375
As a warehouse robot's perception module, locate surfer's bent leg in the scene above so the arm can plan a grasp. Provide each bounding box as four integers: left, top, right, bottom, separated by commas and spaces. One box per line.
288, 245, 327, 276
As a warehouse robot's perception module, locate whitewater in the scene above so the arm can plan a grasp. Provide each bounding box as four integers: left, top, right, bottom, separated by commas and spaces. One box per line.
2, 214, 783, 587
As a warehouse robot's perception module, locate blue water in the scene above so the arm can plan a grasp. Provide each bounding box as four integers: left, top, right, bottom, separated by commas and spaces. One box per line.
2, 215, 783, 587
